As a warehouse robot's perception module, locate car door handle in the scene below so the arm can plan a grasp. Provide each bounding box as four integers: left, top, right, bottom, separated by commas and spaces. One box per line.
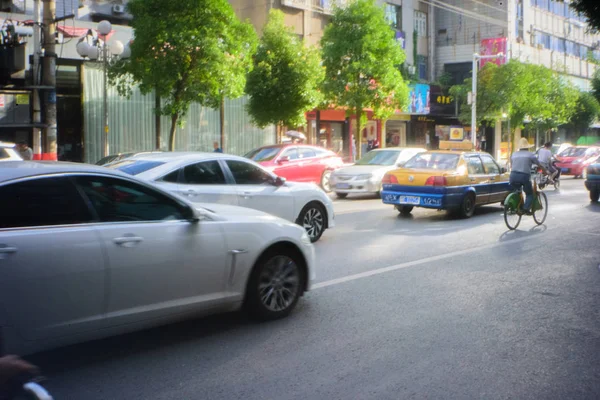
185, 189, 197, 196
113, 236, 144, 246
490, 176, 496, 181
0, 245, 18, 257
242, 192, 253, 199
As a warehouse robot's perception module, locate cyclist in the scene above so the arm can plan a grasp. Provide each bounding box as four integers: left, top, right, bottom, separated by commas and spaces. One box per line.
510, 138, 547, 214
538, 141, 557, 183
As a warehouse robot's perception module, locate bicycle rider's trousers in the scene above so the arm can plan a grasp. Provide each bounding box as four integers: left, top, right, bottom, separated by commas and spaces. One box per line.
509, 171, 533, 210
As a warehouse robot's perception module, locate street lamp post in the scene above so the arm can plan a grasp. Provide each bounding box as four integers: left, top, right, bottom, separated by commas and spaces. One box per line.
470, 53, 505, 147
76, 21, 130, 158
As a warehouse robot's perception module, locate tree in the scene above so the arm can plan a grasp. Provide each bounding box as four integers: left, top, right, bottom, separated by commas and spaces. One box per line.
111, 0, 256, 151
568, 91, 600, 136
245, 9, 324, 137
563, 0, 600, 32
591, 69, 600, 103
320, 0, 409, 159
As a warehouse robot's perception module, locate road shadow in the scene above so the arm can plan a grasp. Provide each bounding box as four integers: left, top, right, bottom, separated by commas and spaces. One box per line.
27, 311, 255, 375
499, 224, 547, 242
585, 202, 600, 213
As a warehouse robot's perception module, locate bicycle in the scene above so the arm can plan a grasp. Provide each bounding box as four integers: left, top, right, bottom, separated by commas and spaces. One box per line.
503, 177, 548, 230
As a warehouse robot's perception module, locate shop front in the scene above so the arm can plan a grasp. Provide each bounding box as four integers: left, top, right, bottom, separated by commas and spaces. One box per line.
385, 114, 410, 148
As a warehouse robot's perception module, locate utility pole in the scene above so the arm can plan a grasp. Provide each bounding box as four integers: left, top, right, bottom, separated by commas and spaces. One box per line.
42, 0, 57, 160
31, 0, 42, 159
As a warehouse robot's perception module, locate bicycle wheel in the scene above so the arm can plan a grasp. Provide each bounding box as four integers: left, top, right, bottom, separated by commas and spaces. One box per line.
533, 191, 548, 225
504, 204, 521, 230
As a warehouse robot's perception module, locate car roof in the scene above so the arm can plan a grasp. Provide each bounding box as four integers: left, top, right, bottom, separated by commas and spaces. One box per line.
123, 151, 250, 163
0, 141, 15, 148
0, 161, 128, 183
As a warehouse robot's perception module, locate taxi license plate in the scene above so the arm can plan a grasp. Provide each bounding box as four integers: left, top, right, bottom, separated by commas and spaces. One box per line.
336, 183, 351, 189
399, 195, 420, 205
561, 168, 568, 173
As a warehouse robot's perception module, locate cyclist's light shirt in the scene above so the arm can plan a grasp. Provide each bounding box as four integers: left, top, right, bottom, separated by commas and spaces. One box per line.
538, 148, 552, 164
511, 150, 539, 174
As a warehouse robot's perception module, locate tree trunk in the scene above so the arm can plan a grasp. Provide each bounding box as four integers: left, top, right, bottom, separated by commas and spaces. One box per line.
220, 97, 225, 152
169, 113, 178, 151
155, 91, 161, 150
355, 107, 362, 161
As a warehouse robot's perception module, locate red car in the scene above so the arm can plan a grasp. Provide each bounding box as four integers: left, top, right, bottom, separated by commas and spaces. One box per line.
245, 144, 344, 192
555, 146, 600, 179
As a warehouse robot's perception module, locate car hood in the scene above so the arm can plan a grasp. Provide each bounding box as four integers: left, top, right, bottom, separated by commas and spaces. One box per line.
333, 165, 391, 176
557, 156, 584, 163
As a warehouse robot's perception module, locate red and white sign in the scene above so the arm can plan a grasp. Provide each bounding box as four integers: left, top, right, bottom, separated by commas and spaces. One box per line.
480, 37, 507, 68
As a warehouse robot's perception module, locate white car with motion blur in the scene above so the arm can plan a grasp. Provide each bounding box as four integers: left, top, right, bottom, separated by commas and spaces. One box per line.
106, 152, 335, 242
0, 142, 23, 161
0, 161, 315, 355
330, 147, 426, 198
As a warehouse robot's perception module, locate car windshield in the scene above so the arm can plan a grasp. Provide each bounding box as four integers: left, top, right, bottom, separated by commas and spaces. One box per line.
107, 160, 165, 175
245, 147, 281, 162
403, 153, 460, 170
559, 147, 587, 157
355, 150, 400, 166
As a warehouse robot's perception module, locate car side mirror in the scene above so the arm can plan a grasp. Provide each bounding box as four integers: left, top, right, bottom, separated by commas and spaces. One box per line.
277, 155, 290, 164
272, 176, 286, 186
183, 206, 201, 223
500, 167, 507, 174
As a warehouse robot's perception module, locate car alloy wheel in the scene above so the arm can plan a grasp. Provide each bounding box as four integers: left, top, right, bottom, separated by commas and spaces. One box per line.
459, 193, 476, 218
245, 250, 304, 320
321, 170, 332, 193
258, 255, 300, 313
301, 205, 325, 242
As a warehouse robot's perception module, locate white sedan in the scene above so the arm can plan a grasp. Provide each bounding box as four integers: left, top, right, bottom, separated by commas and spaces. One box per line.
106, 152, 335, 242
0, 161, 315, 355
330, 147, 426, 198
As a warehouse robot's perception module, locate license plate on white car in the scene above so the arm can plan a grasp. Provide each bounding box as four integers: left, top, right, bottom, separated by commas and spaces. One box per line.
399, 195, 420, 205
336, 183, 351, 189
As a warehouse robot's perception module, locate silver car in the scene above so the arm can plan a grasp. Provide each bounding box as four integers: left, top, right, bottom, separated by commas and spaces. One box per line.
0, 161, 315, 355
0, 142, 23, 161
330, 148, 426, 198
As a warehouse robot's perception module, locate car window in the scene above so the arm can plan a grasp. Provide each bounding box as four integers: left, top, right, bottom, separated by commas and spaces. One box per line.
245, 147, 281, 162
298, 147, 316, 159
161, 169, 180, 183
480, 154, 500, 174
75, 176, 187, 222
356, 150, 401, 166
107, 160, 166, 175
466, 156, 485, 175
0, 177, 93, 228
404, 153, 459, 170
0, 148, 10, 160
226, 160, 273, 185
181, 161, 226, 184
281, 148, 299, 160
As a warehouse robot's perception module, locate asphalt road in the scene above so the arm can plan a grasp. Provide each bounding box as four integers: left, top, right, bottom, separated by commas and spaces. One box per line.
30, 177, 600, 400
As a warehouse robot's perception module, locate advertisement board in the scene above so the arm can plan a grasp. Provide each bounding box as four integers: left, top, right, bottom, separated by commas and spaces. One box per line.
435, 125, 465, 141
407, 84, 430, 115
480, 37, 507, 68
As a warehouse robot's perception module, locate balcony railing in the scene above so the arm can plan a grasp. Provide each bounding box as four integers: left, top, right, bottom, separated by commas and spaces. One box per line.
280, 0, 349, 15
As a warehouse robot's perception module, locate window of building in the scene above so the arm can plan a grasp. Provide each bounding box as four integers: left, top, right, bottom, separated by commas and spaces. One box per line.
414, 11, 427, 36
417, 56, 428, 80
385, 3, 402, 31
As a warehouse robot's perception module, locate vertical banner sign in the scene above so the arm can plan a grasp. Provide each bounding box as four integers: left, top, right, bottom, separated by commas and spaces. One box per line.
480, 37, 507, 67
395, 31, 406, 49
407, 84, 430, 115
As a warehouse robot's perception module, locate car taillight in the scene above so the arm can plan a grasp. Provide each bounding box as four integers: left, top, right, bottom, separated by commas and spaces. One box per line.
424, 176, 447, 186
382, 173, 398, 184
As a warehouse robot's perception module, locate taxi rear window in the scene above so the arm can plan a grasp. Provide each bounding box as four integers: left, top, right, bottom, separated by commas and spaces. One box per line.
404, 153, 459, 170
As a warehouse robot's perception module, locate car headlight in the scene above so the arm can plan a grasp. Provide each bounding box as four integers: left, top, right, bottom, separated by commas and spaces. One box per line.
357, 174, 372, 180
300, 231, 312, 246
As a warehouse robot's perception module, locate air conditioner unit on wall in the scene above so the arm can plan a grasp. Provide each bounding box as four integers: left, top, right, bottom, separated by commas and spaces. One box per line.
112, 4, 125, 14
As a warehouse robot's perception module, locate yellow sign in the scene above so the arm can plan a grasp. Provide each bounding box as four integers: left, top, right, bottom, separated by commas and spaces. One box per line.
436, 95, 453, 104
16, 94, 29, 105
450, 128, 464, 140
389, 114, 411, 121
439, 140, 473, 150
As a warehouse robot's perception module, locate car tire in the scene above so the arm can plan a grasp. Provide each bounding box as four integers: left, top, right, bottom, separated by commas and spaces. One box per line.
459, 193, 476, 218
320, 170, 332, 193
395, 205, 414, 215
590, 189, 599, 203
297, 202, 326, 243
244, 248, 305, 321
336, 192, 348, 199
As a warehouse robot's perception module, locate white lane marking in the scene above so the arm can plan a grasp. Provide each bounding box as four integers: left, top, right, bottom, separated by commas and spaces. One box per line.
312, 229, 550, 290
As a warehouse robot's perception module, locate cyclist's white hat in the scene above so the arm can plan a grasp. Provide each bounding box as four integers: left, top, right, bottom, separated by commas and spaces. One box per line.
518, 137, 533, 149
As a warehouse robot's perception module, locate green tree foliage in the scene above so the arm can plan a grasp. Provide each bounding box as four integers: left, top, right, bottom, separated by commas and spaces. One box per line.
320, 0, 409, 159
568, 91, 600, 135
563, 0, 600, 32
591, 68, 600, 103
111, 0, 256, 150
450, 61, 578, 134
245, 10, 324, 134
